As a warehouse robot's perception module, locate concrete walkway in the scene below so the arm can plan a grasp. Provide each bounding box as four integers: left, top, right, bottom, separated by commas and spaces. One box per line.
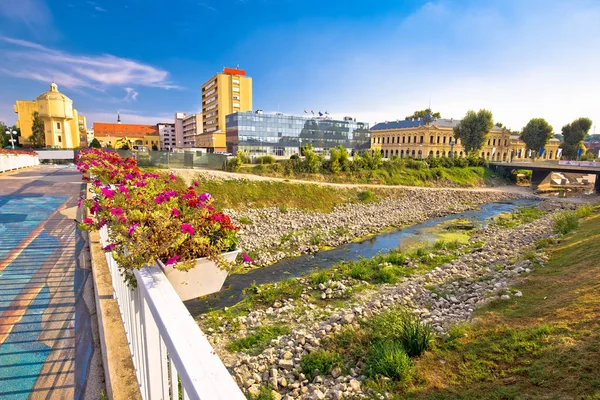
0, 166, 104, 400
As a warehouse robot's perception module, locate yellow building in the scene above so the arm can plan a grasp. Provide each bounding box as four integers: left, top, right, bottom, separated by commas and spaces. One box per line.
200, 67, 252, 152
14, 82, 87, 148
370, 117, 560, 161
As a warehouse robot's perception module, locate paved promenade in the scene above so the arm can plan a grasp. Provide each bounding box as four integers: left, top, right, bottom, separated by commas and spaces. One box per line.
0, 166, 102, 399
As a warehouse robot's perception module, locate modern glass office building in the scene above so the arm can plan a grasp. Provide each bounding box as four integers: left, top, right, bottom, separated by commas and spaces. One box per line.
225, 111, 371, 156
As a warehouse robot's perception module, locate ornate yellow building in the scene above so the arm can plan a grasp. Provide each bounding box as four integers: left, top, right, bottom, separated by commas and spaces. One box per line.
14, 82, 87, 148
370, 117, 560, 161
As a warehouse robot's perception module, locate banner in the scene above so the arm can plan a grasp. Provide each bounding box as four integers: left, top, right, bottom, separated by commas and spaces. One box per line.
491, 147, 496, 155
577, 148, 583, 159
539, 148, 545, 158
556, 148, 563, 158
528, 149, 533, 158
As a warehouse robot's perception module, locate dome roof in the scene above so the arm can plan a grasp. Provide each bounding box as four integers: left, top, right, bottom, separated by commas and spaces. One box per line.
36, 82, 72, 102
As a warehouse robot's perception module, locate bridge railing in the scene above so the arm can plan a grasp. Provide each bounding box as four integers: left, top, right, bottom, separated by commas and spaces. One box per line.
99, 226, 245, 400
0, 154, 39, 172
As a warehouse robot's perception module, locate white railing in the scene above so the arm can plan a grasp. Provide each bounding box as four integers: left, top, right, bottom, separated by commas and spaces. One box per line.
99, 226, 245, 400
0, 154, 40, 172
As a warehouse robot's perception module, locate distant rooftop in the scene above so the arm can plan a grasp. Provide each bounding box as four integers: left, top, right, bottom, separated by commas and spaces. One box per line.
371, 117, 503, 132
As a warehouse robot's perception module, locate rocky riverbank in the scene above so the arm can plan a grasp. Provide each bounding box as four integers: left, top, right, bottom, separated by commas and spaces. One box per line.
228, 189, 528, 267
203, 200, 575, 399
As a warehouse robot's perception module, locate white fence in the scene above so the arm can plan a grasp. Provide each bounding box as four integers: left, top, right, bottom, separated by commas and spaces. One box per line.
0, 154, 39, 173
35, 149, 76, 160
99, 226, 245, 400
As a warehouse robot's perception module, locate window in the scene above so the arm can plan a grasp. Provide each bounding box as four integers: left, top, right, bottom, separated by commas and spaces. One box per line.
58, 135, 62, 143
493, 138, 496, 146
233, 102, 240, 108
413, 136, 417, 143
443, 136, 447, 144
232, 87, 240, 93
57, 122, 61, 129
402, 136, 406, 144
391, 136, 395, 144
437, 136, 440, 144
430, 136, 434, 144
407, 136, 411, 144
420, 136, 424, 144
387, 136, 390, 144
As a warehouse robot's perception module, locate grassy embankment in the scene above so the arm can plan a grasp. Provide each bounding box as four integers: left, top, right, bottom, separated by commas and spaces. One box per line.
238, 164, 503, 188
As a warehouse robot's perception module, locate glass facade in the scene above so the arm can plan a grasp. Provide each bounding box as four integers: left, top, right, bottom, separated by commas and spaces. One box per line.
226, 111, 371, 156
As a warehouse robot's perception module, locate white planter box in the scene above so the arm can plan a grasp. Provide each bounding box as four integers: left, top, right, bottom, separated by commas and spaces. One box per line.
159, 249, 241, 301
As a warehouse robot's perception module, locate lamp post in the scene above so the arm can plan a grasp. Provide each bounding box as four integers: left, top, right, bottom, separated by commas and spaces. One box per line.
7, 128, 17, 149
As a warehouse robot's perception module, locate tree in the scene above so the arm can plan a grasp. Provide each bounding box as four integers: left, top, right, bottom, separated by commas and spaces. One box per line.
520, 118, 553, 158
495, 122, 504, 129
89, 138, 101, 148
452, 109, 494, 155
560, 117, 592, 160
0, 121, 6, 147
405, 108, 441, 120
29, 111, 46, 148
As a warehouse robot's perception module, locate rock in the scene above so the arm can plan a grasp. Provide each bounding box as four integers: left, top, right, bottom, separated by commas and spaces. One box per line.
247, 385, 261, 397
321, 292, 327, 300
271, 391, 283, 400
311, 389, 326, 400
331, 367, 342, 378
349, 379, 361, 391
514, 291, 523, 297
278, 359, 294, 370
501, 294, 510, 300
282, 351, 293, 360
342, 314, 354, 324
279, 377, 288, 387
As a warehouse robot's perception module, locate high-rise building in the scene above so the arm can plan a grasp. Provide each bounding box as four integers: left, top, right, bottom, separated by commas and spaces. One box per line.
14, 82, 87, 148
182, 114, 203, 147
200, 67, 252, 152
174, 112, 186, 149
157, 122, 176, 150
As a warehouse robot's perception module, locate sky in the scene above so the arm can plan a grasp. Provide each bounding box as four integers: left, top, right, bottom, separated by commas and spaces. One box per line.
0, 0, 599, 134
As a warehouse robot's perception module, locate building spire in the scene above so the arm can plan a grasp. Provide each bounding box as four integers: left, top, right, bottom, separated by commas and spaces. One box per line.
117, 111, 121, 124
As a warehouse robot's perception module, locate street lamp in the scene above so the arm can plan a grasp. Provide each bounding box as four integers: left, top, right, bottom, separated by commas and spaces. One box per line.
7, 128, 17, 149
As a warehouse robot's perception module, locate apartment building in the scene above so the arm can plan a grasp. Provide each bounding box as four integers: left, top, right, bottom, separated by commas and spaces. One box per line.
201, 67, 252, 152
182, 114, 202, 147
157, 122, 176, 150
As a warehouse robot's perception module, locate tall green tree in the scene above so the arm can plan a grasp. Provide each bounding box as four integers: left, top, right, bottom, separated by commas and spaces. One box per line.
405, 108, 441, 120
89, 138, 101, 148
452, 109, 494, 155
520, 118, 553, 158
0, 121, 7, 147
29, 111, 46, 148
560, 117, 592, 159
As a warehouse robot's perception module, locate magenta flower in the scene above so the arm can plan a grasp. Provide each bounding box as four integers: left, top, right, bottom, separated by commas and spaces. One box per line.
242, 253, 254, 263
77, 198, 83, 208
128, 223, 140, 236
117, 185, 130, 194
155, 194, 166, 204
93, 179, 102, 187
110, 207, 124, 216
83, 217, 94, 225
101, 187, 116, 198
172, 208, 180, 217
90, 201, 101, 215
200, 193, 211, 202
103, 243, 116, 251
134, 181, 147, 187
193, 181, 199, 187
124, 173, 135, 180
165, 255, 181, 266
181, 223, 195, 235
169, 173, 177, 181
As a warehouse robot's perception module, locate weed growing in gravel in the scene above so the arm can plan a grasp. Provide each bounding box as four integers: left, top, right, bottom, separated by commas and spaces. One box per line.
239, 216, 252, 224
300, 350, 344, 380
242, 278, 303, 306
493, 206, 546, 228
553, 211, 579, 234
227, 324, 291, 355
365, 341, 412, 382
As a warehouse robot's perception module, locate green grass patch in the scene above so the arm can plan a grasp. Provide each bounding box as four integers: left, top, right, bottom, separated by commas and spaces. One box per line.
226, 324, 291, 355
300, 350, 344, 380
492, 206, 546, 228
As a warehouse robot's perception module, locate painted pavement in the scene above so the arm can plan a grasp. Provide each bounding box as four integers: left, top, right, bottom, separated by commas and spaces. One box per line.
0, 166, 97, 399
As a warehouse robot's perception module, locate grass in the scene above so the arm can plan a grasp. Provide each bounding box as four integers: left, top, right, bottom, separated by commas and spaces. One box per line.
491, 206, 546, 228
300, 350, 344, 380
238, 165, 503, 188
226, 324, 291, 355
401, 211, 600, 399
190, 177, 396, 212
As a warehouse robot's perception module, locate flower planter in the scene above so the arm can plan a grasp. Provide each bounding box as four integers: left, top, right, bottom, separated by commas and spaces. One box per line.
159, 249, 241, 301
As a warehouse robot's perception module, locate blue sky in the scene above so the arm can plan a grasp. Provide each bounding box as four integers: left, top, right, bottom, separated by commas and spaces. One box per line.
0, 0, 599, 134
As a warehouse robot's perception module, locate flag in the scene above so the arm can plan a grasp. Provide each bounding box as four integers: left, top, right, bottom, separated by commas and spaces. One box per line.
539, 148, 545, 158
318, 111, 323, 116
311, 110, 314, 115
303, 110, 308, 114
325, 111, 329, 115
528, 149, 533, 158
556, 148, 563, 158
492, 147, 496, 155
577, 148, 583, 159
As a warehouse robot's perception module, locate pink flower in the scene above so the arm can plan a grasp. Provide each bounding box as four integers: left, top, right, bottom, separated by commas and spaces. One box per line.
169, 173, 177, 181
110, 207, 124, 216
200, 193, 211, 202
165, 255, 181, 266
103, 243, 116, 251
124, 173, 135, 180
134, 181, 147, 187
93, 179, 102, 187
192, 181, 199, 187
117, 185, 130, 194
181, 223, 195, 235
172, 208, 180, 217
77, 198, 83, 208
155, 194, 166, 204
101, 187, 116, 198
83, 217, 94, 225
242, 253, 254, 263
90, 201, 101, 215
128, 223, 140, 236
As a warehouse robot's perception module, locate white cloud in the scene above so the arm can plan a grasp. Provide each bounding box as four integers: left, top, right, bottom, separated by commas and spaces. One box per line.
123, 88, 139, 101
0, 36, 181, 90
95, 6, 107, 12
0, 0, 54, 38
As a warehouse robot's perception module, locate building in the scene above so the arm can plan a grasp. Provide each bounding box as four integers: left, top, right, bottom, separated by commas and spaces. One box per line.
226, 111, 371, 156
201, 67, 252, 152
93, 117, 161, 150
14, 82, 87, 148
157, 122, 176, 150
174, 112, 185, 148
182, 114, 203, 147
370, 117, 561, 161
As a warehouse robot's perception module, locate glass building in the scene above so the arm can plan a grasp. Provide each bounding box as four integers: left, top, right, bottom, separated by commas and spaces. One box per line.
226, 111, 371, 156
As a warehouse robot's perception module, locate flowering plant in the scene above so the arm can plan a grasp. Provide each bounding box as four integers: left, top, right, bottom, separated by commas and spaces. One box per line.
0, 148, 37, 156
76, 149, 240, 285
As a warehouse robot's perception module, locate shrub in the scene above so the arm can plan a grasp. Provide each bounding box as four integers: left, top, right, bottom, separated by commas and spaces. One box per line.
365, 340, 412, 382
349, 261, 371, 280
405, 159, 425, 170
553, 211, 579, 234
385, 252, 407, 265
367, 309, 432, 357
301, 144, 323, 173
574, 204, 593, 219
290, 154, 299, 160
357, 189, 376, 202
300, 350, 343, 380
256, 155, 276, 164
310, 269, 329, 286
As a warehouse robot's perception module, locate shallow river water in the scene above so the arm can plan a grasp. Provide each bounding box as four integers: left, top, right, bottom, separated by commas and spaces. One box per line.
185, 198, 539, 314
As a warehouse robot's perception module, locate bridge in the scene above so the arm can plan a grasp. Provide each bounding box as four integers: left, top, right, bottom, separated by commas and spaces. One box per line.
490, 161, 600, 191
